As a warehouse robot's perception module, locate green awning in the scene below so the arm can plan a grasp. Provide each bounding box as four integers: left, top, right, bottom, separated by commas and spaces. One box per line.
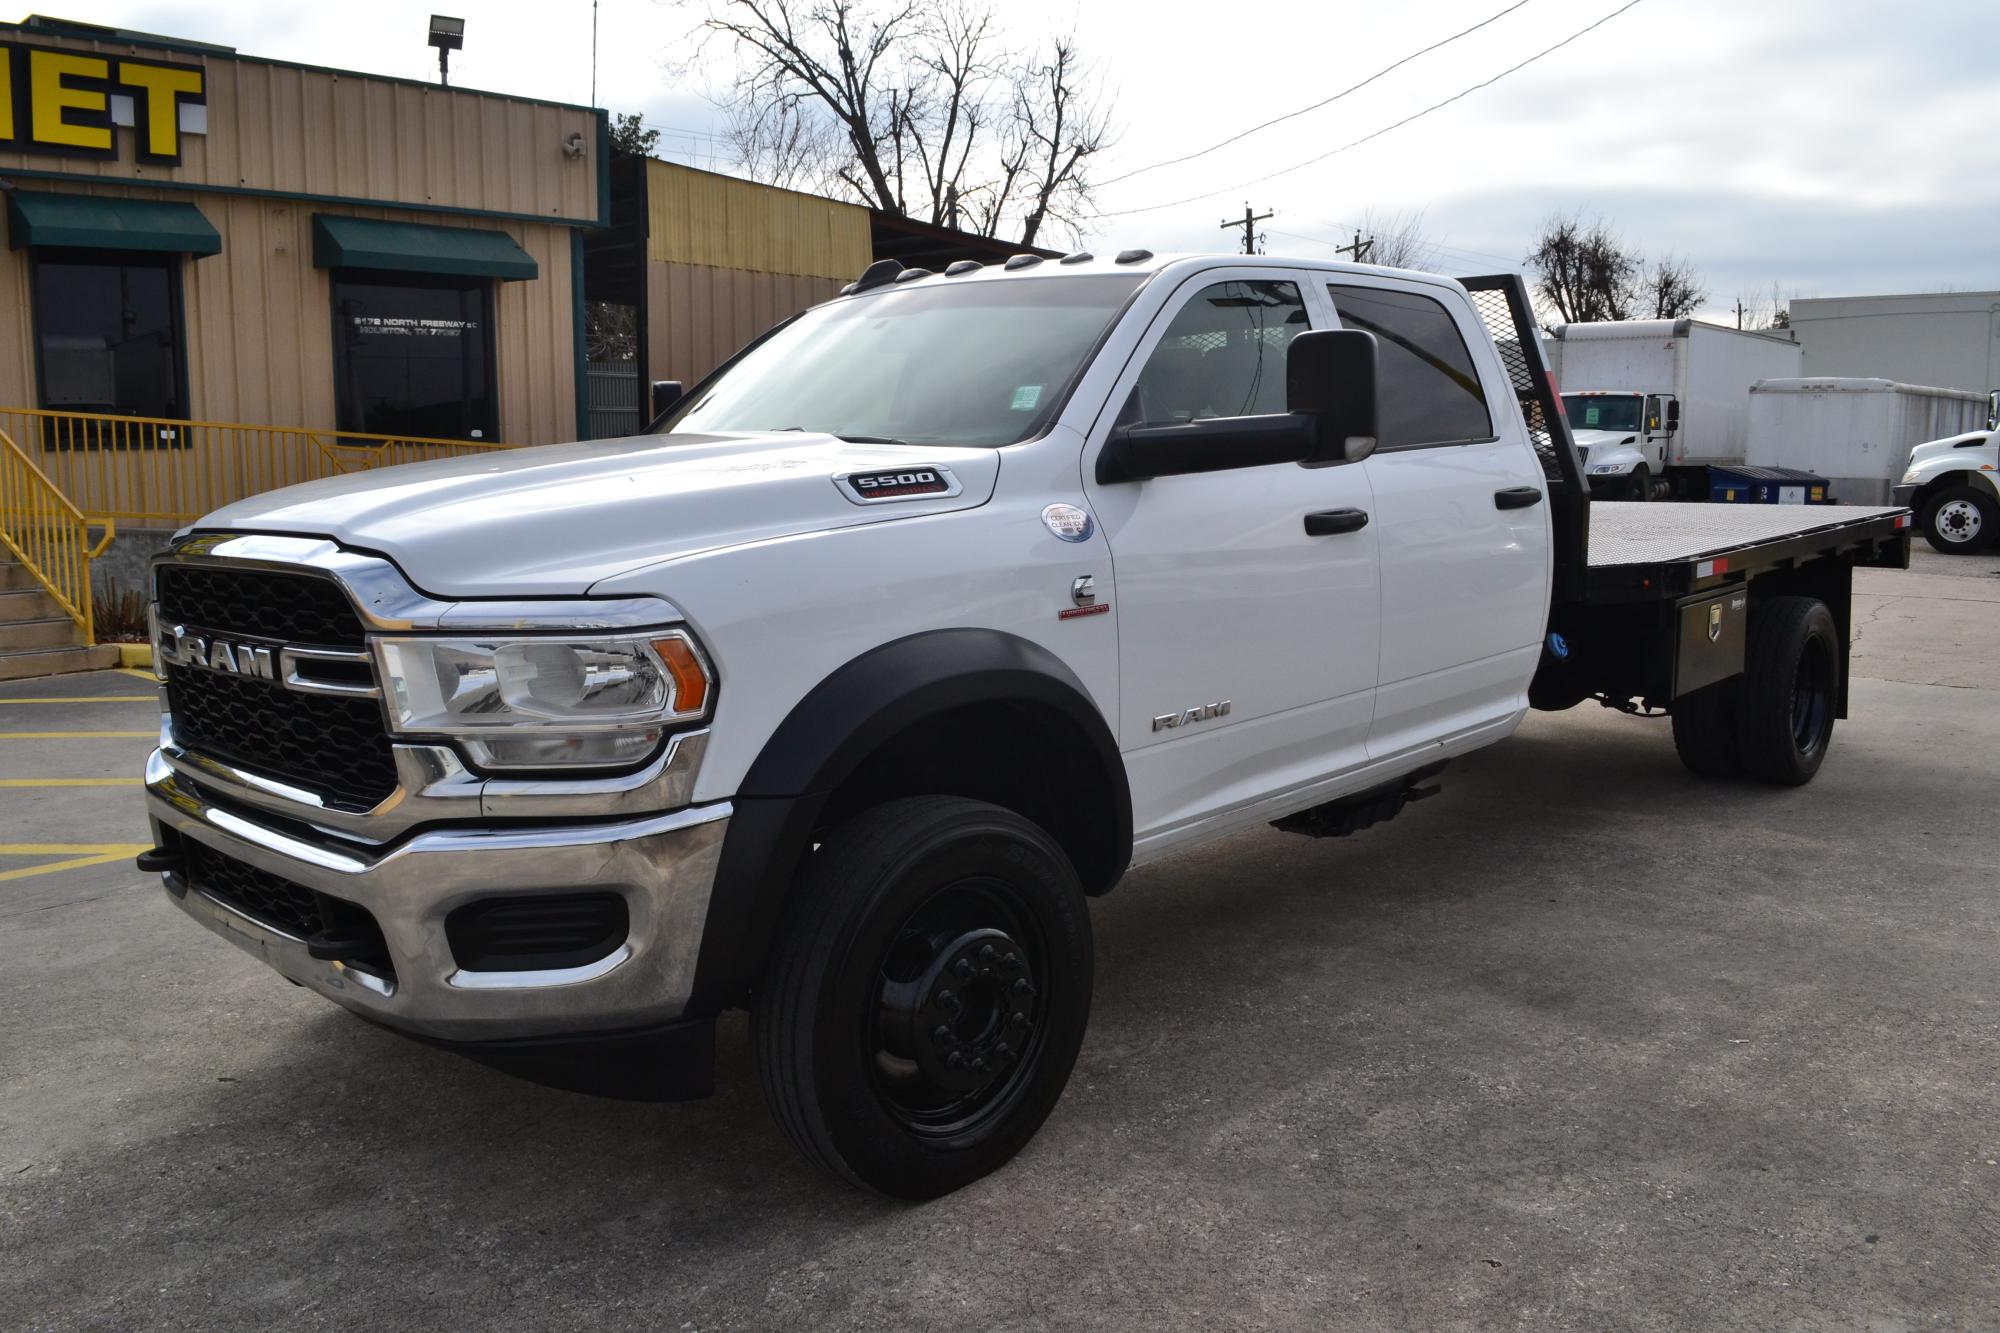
5, 191, 220, 256
312, 215, 538, 281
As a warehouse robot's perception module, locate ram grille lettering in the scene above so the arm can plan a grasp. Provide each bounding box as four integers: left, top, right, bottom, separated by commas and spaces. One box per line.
160, 627, 277, 682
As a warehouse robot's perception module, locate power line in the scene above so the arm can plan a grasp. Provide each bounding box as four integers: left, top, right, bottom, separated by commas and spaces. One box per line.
1098, 0, 1537, 189
1095, 0, 1651, 220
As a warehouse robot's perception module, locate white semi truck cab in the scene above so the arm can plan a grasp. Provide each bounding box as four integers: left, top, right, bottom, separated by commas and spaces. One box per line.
137, 258, 1912, 1198
1561, 388, 1678, 497
1895, 430, 2000, 553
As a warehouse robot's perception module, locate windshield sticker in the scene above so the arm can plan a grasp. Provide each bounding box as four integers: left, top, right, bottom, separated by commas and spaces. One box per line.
1011, 385, 1043, 411
1583, 405, 1601, 425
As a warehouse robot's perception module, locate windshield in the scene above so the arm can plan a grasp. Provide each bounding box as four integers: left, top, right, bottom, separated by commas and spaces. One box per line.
1562, 394, 1642, 433
659, 273, 1147, 447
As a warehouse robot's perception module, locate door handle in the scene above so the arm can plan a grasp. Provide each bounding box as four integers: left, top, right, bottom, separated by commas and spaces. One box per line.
1494, 486, 1544, 510
1303, 508, 1370, 536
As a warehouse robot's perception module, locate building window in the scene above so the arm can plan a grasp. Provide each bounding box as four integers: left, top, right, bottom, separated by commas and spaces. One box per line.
1326, 283, 1492, 449
31, 249, 188, 435
331, 272, 496, 440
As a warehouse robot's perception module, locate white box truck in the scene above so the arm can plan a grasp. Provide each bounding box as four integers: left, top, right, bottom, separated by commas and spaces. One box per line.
1548, 319, 1803, 500
1748, 378, 1992, 505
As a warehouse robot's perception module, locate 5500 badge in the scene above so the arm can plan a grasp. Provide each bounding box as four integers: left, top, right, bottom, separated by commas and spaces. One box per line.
834, 465, 962, 504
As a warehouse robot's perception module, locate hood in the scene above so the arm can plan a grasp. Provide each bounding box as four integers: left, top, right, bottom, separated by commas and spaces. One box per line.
195, 432, 1000, 595
1568, 428, 1640, 450
1906, 431, 1993, 469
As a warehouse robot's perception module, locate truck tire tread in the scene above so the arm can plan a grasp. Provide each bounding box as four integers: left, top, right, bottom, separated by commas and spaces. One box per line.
1733, 596, 1839, 786
1671, 680, 1741, 778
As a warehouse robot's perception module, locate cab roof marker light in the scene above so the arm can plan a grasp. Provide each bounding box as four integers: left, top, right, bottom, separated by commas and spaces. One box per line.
894, 268, 934, 283
1114, 249, 1153, 265
1059, 252, 1093, 265
1003, 254, 1043, 271
849, 258, 903, 293
945, 260, 982, 276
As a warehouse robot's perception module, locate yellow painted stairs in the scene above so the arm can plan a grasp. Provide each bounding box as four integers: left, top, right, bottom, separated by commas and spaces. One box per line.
0, 555, 115, 681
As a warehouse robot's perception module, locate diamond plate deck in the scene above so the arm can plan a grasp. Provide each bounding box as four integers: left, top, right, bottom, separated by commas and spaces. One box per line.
1585, 503, 1907, 568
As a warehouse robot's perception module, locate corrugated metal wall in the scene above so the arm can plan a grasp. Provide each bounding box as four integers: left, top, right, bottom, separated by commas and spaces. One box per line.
645, 262, 844, 389
645, 160, 870, 280
641, 159, 866, 387
0, 25, 601, 222
0, 183, 577, 445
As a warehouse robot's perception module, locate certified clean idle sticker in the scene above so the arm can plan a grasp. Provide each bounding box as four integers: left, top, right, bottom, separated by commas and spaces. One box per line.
1041, 503, 1094, 542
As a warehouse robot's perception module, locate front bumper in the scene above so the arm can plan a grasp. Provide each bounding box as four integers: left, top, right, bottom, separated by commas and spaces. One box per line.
1891, 484, 1919, 508
146, 750, 729, 1044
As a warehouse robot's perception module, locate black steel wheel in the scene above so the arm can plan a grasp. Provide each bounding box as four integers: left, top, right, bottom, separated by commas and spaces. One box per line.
1734, 596, 1840, 786
753, 797, 1092, 1198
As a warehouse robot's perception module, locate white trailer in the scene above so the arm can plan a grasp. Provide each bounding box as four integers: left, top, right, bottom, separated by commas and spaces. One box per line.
1748, 378, 1992, 505
1548, 319, 1803, 500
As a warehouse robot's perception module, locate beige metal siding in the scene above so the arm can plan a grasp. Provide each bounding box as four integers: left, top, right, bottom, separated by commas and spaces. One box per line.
645, 159, 869, 281
645, 261, 843, 389
0, 28, 600, 221
0, 183, 578, 448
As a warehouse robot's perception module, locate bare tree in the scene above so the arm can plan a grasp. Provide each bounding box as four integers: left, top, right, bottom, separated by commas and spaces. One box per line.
1641, 252, 1706, 320
1355, 208, 1439, 271
683, 0, 1112, 244
1732, 281, 1794, 331
1527, 212, 1639, 323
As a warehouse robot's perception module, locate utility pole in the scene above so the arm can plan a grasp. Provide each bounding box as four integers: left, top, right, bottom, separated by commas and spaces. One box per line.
1220, 202, 1273, 256
1736, 299, 1745, 330
1334, 229, 1374, 263
591, 0, 599, 107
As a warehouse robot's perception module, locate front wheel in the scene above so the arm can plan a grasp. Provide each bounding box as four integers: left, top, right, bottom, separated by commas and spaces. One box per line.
1625, 466, 1654, 502
1734, 596, 1840, 786
752, 797, 1093, 1198
1920, 484, 1998, 554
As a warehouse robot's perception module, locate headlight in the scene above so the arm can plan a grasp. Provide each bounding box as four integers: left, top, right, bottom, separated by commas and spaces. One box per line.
375, 630, 712, 770
1592, 463, 1623, 474
1900, 468, 1920, 485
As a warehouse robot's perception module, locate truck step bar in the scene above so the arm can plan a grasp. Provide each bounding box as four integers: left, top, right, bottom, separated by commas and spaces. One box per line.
1272, 762, 1447, 840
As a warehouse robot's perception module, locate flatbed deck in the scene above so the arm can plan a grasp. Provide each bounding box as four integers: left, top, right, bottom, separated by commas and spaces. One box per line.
1585, 502, 1909, 568
1575, 502, 1912, 605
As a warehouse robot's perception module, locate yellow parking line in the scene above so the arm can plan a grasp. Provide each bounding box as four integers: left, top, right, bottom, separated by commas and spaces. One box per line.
0, 843, 151, 883
0, 778, 144, 787
0, 731, 156, 739
117, 668, 158, 682
0, 696, 155, 704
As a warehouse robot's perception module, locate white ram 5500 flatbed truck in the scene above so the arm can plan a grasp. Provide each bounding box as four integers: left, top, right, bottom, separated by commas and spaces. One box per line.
139, 257, 1911, 1197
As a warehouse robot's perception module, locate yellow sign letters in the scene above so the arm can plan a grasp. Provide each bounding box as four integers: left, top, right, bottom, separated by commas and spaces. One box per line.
1, 40, 207, 164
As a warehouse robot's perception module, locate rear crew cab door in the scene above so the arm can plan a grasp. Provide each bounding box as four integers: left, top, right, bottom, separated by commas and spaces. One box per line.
1322, 277, 1551, 761
1081, 268, 1382, 849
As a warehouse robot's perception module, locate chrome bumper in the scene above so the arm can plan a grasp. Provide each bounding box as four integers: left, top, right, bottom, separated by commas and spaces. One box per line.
146, 751, 729, 1042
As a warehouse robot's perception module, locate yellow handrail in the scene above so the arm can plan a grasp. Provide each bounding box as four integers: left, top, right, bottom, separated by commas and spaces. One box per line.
0, 425, 110, 644
0, 407, 517, 526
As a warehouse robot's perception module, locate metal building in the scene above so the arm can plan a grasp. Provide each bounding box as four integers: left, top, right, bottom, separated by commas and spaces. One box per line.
1789, 291, 2000, 397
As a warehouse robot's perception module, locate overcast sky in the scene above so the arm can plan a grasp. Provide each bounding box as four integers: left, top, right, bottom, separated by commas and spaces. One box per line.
66, 0, 2000, 320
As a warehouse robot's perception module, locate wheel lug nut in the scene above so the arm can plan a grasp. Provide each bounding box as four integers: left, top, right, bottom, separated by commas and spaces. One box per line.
1010, 1012, 1030, 1029
932, 1025, 951, 1043
946, 1051, 964, 1068
995, 1042, 1011, 1058
1002, 953, 1021, 972
979, 944, 997, 963
935, 989, 959, 1012
1012, 979, 1035, 996
970, 1057, 987, 1073
954, 958, 974, 979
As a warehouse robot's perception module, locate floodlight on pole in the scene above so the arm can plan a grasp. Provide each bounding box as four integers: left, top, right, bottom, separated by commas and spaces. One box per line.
428, 15, 464, 88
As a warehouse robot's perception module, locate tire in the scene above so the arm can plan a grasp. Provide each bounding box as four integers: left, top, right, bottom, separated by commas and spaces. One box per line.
752, 796, 1093, 1199
1626, 466, 1653, 502
1671, 679, 1741, 778
1919, 483, 1998, 554
1733, 596, 1840, 786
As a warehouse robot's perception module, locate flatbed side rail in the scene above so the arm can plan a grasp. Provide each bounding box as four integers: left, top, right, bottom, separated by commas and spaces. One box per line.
1458, 274, 1590, 604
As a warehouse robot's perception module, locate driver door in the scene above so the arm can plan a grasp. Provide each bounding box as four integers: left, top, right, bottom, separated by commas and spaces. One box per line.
1082, 269, 1382, 852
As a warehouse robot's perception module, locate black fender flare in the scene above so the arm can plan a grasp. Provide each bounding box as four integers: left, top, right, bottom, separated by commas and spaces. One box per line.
686, 628, 1131, 1012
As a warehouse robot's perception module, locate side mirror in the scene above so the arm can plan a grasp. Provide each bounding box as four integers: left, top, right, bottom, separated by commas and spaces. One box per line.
1286, 329, 1379, 464
651, 380, 685, 417
1666, 399, 1681, 430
